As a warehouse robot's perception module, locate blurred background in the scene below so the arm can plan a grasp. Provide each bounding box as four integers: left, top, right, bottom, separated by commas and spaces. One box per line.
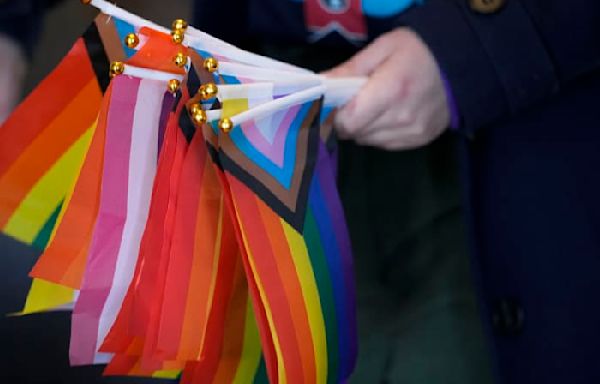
1, 2, 191, 383
26, 0, 191, 92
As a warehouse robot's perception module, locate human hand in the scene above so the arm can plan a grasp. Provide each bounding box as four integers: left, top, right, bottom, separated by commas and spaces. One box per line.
0, 34, 27, 124
325, 28, 450, 151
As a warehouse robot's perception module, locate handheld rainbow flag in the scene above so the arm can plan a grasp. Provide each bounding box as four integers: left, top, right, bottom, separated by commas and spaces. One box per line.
0, 1, 365, 383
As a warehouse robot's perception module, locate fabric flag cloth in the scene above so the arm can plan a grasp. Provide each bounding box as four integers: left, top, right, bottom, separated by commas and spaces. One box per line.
69, 75, 168, 365
0, 1, 365, 382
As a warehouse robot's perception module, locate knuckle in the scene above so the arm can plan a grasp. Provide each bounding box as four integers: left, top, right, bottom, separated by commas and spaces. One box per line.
407, 120, 427, 136
333, 122, 349, 137
355, 137, 369, 146
381, 142, 398, 151
344, 121, 362, 135
396, 110, 416, 126
392, 78, 411, 101
403, 130, 428, 147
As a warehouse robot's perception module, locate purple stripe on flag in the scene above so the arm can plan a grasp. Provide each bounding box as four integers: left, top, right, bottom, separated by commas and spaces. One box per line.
158, 92, 175, 155
315, 142, 358, 376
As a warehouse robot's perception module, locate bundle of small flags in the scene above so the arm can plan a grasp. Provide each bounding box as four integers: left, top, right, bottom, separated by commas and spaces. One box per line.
0, 1, 366, 383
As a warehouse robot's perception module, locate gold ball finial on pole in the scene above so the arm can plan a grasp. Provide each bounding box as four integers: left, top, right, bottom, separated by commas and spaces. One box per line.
174, 53, 187, 68
109, 61, 125, 78
192, 110, 208, 125
172, 19, 189, 31
219, 118, 234, 133
167, 79, 181, 94
171, 19, 188, 44
124, 33, 139, 49
198, 83, 218, 100
203, 57, 219, 73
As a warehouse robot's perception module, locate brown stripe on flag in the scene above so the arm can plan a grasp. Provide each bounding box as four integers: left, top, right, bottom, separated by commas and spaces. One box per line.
219, 101, 319, 214
95, 13, 126, 63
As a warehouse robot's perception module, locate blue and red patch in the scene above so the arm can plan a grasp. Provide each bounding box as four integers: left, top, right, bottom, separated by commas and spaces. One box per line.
298, 0, 422, 41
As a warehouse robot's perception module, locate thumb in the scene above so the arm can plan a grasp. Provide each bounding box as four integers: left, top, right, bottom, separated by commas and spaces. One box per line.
322, 32, 397, 77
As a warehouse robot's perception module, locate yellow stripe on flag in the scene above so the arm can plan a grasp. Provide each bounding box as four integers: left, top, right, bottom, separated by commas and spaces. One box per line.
234, 208, 287, 384
223, 99, 250, 119
3, 124, 95, 244
232, 298, 263, 384
45, 123, 96, 245
20, 278, 75, 315
152, 370, 181, 379
282, 220, 328, 384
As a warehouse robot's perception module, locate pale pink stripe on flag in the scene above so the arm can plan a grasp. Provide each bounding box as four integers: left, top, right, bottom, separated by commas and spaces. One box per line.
95, 78, 165, 361
70, 76, 140, 366
240, 104, 299, 168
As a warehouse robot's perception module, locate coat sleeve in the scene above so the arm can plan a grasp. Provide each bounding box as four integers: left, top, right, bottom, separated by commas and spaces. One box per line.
396, 0, 600, 135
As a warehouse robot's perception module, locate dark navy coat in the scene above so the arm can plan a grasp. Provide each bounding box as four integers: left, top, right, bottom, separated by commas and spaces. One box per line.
194, 1, 600, 383
404, 2, 600, 383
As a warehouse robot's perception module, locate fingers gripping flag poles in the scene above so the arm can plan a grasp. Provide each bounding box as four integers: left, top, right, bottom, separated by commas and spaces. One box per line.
0, 0, 366, 382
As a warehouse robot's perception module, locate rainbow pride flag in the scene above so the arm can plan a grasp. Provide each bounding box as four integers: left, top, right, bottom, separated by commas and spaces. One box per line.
0, 1, 362, 382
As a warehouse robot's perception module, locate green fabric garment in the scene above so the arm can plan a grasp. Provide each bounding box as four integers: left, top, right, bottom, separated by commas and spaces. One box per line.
339, 137, 493, 384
